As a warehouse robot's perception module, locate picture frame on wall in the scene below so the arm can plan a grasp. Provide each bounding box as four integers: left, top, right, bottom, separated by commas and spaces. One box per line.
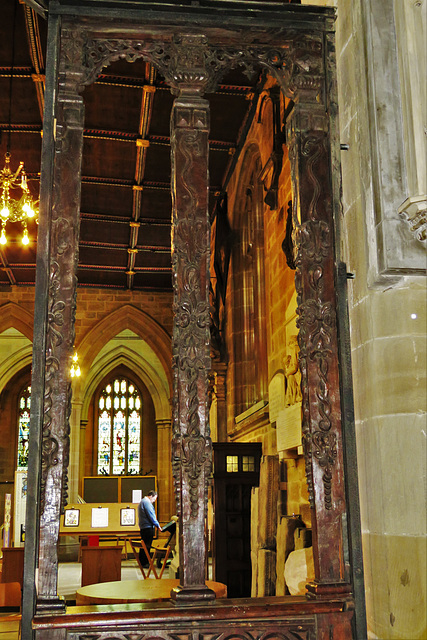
64, 509, 80, 527
120, 508, 136, 527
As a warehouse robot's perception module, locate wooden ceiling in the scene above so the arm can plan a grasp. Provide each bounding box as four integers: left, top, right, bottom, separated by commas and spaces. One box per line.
0, 0, 262, 291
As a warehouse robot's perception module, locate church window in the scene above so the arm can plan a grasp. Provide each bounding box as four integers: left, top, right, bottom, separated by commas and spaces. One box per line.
97, 377, 142, 475
17, 386, 31, 470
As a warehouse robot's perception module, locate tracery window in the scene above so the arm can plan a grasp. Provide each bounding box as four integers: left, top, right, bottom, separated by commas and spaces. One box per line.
97, 377, 142, 475
233, 153, 268, 413
17, 385, 31, 470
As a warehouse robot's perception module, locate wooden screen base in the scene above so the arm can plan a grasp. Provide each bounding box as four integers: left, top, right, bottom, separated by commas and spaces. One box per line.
32, 595, 354, 639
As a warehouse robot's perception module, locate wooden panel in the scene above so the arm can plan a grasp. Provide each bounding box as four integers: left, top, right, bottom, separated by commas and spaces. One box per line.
80, 546, 122, 587
60, 503, 139, 536
1, 547, 25, 588
32, 596, 353, 639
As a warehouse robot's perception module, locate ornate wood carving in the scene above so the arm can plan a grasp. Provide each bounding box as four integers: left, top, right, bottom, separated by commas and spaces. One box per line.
28, 7, 356, 635
33, 595, 354, 639
286, 99, 349, 589
170, 92, 214, 601
78, 29, 324, 100
36, 27, 85, 612
66, 628, 315, 640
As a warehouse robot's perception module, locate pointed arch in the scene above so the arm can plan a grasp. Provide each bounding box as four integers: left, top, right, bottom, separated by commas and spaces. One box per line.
0, 302, 34, 341
76, 304, 172, 393
79, 345, 170, 422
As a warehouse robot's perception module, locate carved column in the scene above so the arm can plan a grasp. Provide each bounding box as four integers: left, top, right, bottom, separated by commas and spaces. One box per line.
170, 81, 214, 601
36, 28, 85, 613
286, 99, 350, 595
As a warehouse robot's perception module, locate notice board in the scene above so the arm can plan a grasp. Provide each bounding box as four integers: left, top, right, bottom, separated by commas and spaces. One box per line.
82, 476, 157, 504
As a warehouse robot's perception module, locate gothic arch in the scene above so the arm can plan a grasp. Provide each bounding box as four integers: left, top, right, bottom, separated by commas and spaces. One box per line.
0, 347, 33, 395
78, 344, 170, 422
75, 304, 172, 395
0, 302, 33, 341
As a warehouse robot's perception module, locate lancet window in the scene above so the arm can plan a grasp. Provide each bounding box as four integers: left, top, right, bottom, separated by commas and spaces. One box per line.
97, 377, 142, 475
17, 385, 31, 470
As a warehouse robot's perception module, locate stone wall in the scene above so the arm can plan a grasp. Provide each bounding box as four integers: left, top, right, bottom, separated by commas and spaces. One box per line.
0, 285, 174, 525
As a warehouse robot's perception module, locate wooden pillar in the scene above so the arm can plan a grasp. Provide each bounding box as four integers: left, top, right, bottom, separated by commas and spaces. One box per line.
170, 86, 215, 602
35, 26, 85, 614
286, 98, 350, 595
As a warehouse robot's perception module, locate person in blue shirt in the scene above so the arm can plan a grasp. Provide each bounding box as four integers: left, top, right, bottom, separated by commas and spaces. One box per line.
137, 490, 162, 567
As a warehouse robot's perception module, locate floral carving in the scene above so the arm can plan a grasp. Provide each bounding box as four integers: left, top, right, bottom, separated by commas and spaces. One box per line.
292, 124, 338, 510
68, 624, 314, 640
171, 109, 212, 520
79, 30, 322, 100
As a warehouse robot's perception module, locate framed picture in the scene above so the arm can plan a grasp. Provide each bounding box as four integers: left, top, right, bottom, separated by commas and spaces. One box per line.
64, 509, 80, 527
120, 508, 136, 527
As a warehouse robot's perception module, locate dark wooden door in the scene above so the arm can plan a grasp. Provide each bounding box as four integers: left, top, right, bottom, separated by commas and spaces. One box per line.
212, 443, 261, 597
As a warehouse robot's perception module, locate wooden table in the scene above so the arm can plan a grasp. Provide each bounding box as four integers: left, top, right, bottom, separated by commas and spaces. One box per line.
76, 579, 227, 605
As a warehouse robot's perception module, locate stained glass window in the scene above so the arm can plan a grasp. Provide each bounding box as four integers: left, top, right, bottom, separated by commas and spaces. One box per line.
97, 377, 142, 475
17, 386, 31, 470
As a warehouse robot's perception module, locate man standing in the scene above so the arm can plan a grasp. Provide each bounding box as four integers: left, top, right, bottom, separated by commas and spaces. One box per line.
138, 490, 162, 567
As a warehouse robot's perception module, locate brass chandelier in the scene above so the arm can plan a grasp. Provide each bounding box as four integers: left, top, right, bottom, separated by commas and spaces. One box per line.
1, 0, 39, 247
0, 152, 38, 246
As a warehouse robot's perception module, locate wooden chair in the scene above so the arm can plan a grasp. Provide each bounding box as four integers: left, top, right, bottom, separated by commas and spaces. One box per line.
129, 539, 171, 580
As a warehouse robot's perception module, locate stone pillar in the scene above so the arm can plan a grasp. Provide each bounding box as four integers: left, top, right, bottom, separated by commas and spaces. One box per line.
169, 49, 214, 601
156, 418, 173, 523
68, 400, 83, 504
212, 362, 227, 443
35, 27, 85, 614
79, 418, 88, 489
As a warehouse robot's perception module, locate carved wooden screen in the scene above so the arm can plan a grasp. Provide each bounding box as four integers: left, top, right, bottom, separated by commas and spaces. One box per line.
22, 2, 364, 639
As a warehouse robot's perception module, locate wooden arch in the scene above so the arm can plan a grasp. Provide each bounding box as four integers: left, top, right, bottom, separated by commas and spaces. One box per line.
22, 3, 365, 639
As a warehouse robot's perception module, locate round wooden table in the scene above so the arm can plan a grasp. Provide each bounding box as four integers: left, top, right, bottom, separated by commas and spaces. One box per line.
76, 579, 227, 605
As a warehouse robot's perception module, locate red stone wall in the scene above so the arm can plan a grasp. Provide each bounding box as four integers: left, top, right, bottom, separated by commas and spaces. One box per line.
0, 286, 173, 342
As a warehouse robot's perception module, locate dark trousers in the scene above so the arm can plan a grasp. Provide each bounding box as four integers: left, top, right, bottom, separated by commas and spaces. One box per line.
139, 527, 154, 567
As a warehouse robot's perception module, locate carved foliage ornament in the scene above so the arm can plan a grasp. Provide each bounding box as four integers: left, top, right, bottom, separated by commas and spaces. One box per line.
293, 129, 337, 510
76, 30, 323, 100
68, 625, 314, 640
171, 106, 212, 519
40, 78, 83, 515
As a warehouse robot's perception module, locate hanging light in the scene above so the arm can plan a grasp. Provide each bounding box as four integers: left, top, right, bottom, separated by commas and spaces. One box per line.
0, 0, 38, 247
70, 350, 81, 378
0, 153, 38, 246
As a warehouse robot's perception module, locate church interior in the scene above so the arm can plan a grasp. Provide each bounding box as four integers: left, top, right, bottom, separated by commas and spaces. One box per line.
0, 0, 425, 639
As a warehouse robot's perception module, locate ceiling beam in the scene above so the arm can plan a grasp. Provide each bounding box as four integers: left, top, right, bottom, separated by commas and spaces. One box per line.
23, 4, 45, 118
